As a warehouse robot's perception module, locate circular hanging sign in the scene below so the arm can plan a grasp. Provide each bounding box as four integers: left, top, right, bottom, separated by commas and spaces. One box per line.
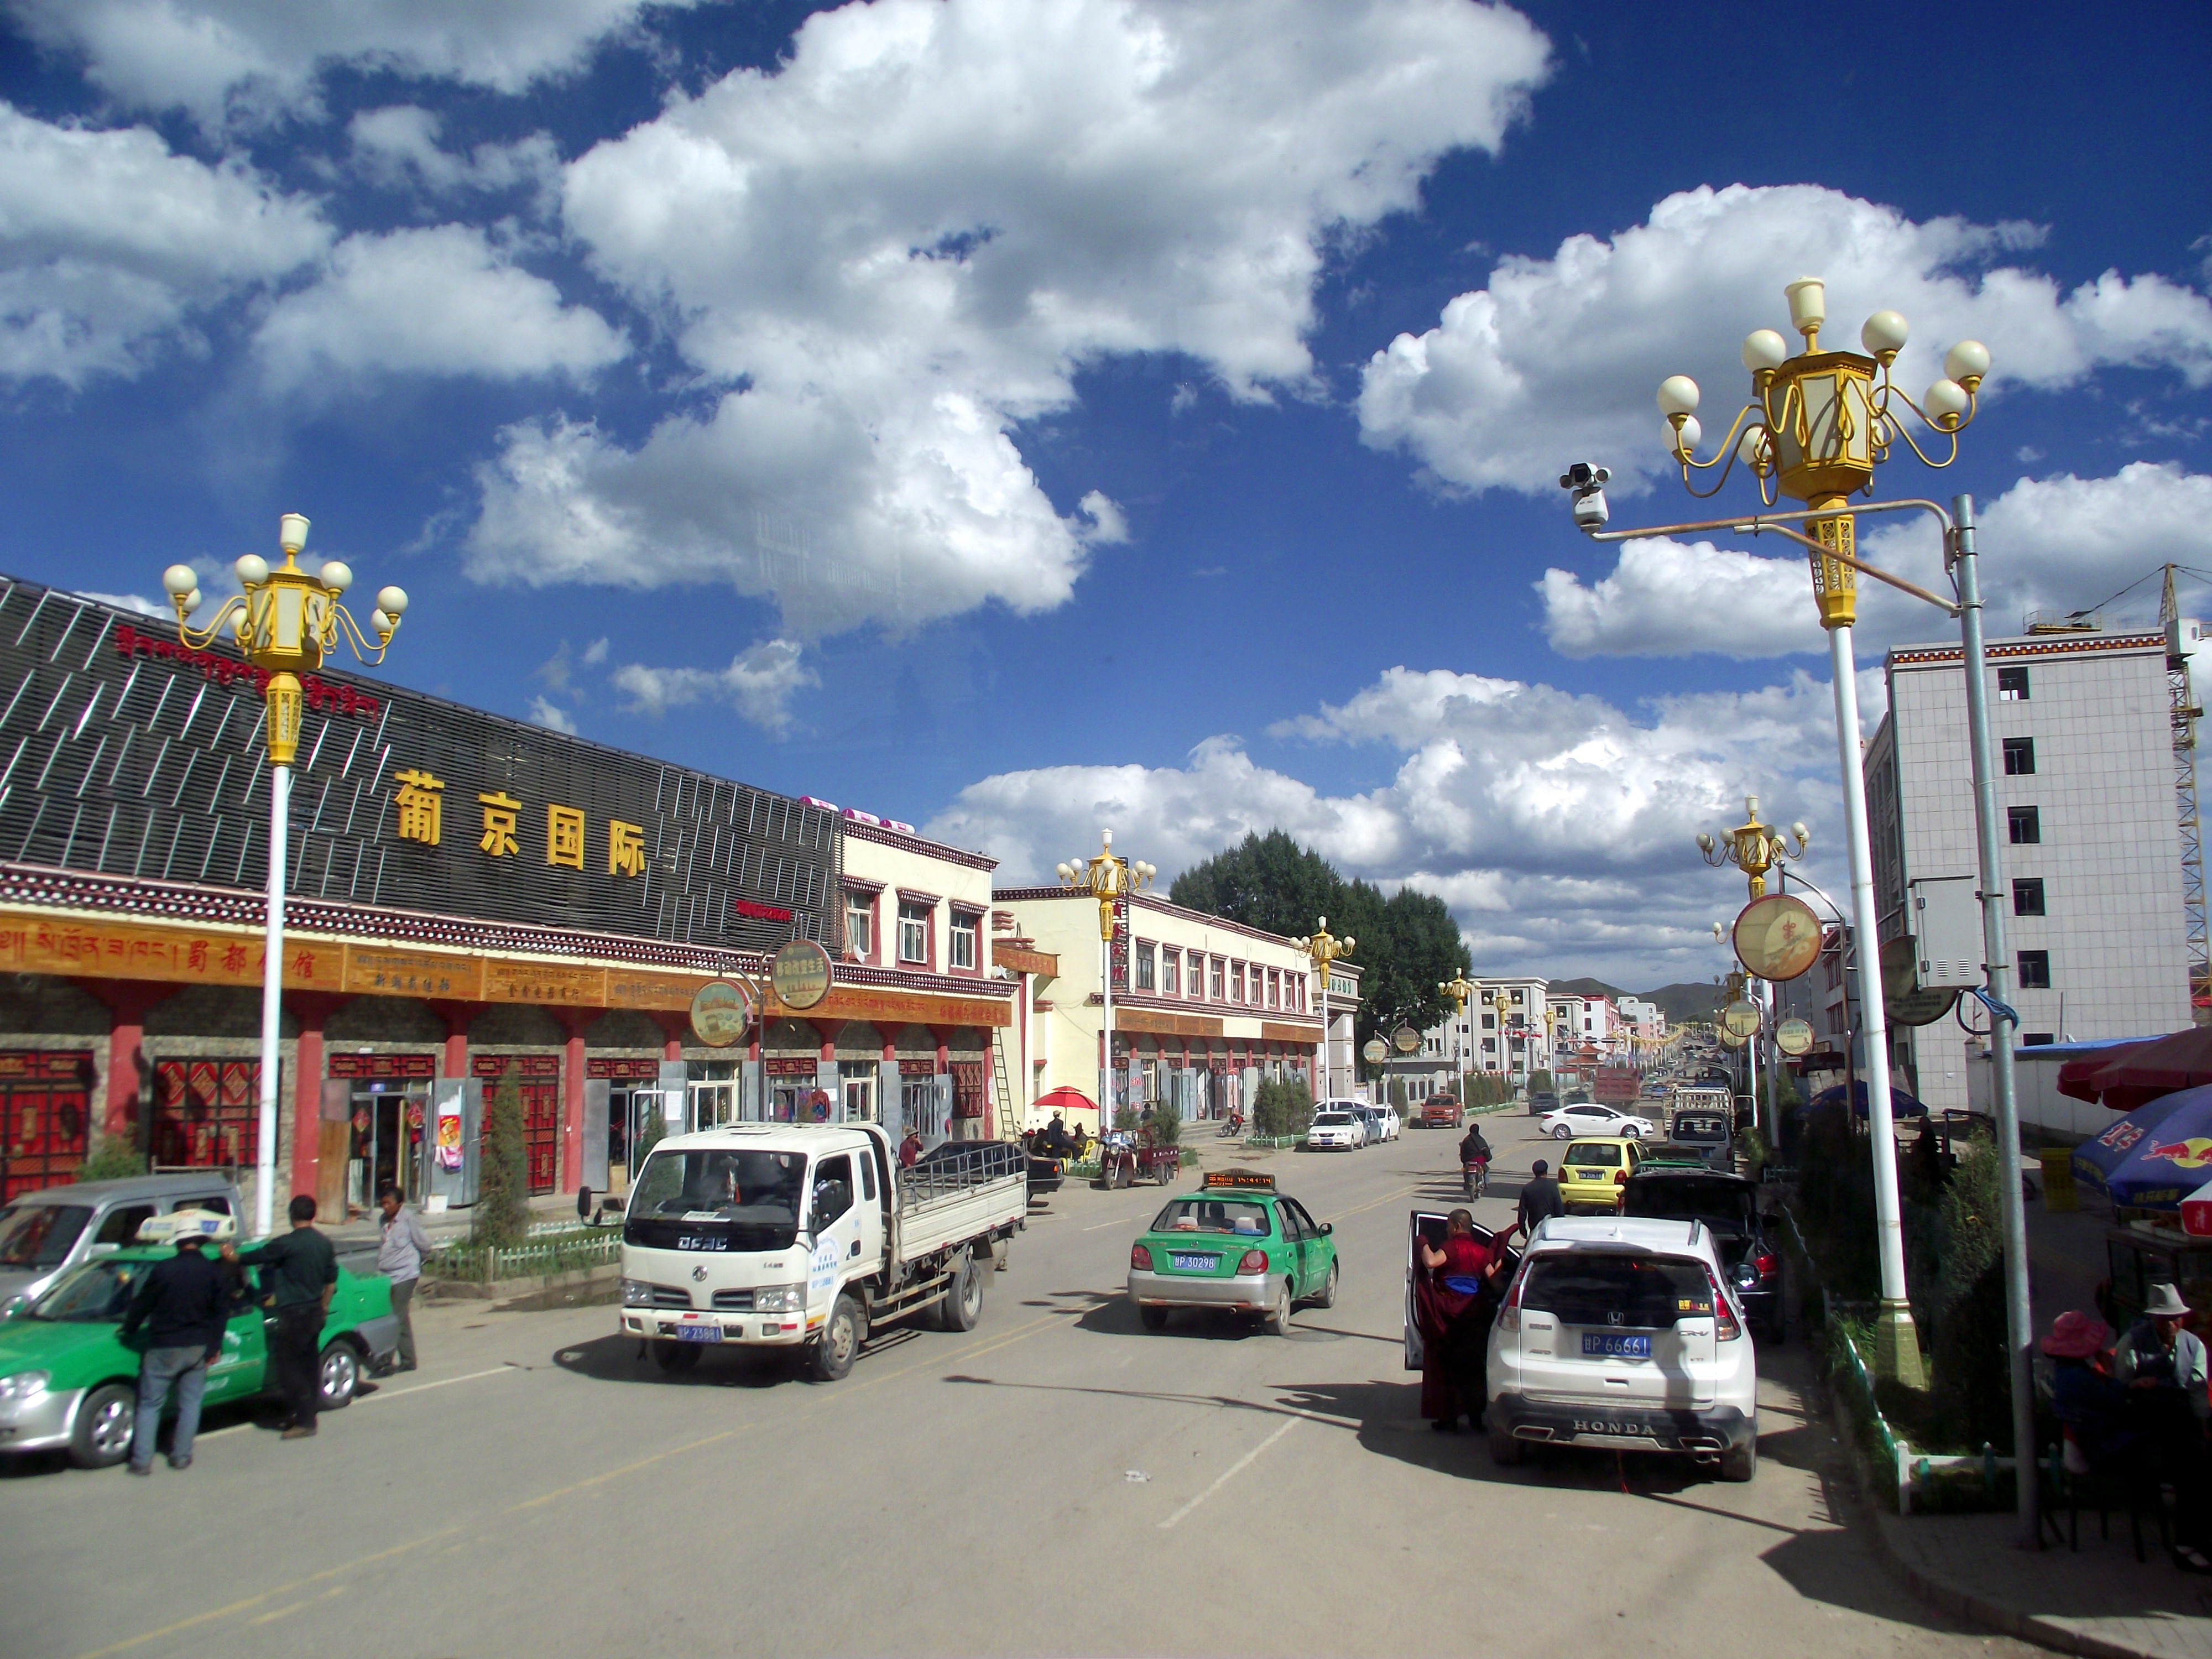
1775, 1016, 1815, 1057
769, 939, 833, 1010
1722, 999, 1762, 1038
1392, 1025, 1422, 1054
1718, 1025, 1747, 1050
1888, 983, 1962, 1029
1733, 893, 1824, 982
689, 980, 754, 1048
1361, 1037, 1389, 1065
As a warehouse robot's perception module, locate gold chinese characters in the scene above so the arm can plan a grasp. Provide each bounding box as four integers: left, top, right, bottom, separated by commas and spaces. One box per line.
392, 771, 648, 878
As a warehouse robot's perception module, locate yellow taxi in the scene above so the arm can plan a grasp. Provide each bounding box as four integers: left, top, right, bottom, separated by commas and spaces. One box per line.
1558, 1136, 1644, 1215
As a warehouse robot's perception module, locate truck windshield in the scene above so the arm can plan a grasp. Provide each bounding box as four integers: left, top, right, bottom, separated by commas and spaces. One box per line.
0, 1203, 91, 1268
625, 1149, 806, 1252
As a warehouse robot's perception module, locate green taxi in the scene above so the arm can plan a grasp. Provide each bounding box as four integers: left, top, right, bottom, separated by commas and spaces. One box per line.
0, 1245, 399, 1469
1126, 1170, 1337, 1334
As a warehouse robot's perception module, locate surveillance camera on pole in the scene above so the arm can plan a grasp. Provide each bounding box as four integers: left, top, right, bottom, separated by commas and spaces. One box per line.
1559, 463, 1610, 530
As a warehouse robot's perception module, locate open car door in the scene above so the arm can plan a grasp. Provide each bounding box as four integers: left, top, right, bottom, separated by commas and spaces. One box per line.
1405, 1209, 1501, 1370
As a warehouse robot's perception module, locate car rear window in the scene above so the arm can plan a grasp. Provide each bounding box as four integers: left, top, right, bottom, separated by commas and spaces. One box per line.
1561, 1143, 1621, 1168
1151, 1199, 1271, 1237
1623, 1181, 1756, 1233
1520, 1254, 1714, 1328
1314, 1113, 1353, 1126
1674, 1115, 1728, 1138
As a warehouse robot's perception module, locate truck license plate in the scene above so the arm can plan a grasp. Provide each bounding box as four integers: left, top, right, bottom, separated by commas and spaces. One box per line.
1168, 1253, 1218, 1272
671, 1324, 723, 1343
1581, 1332, 1650, 1358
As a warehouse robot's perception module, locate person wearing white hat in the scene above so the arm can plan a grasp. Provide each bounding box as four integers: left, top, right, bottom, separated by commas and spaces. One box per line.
2115, 1281, 2212, 1571
2115, 1281, 2209, 1405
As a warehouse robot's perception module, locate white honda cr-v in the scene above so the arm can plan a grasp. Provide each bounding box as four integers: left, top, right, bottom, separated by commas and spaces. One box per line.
1485, 1215, 1759, 1481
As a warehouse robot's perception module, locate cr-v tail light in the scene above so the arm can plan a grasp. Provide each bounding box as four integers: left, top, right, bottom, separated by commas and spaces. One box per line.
1496, 1262, 1530, 1333
1130, 1243, 1152, 1270
1703, 1266, 1743, 1341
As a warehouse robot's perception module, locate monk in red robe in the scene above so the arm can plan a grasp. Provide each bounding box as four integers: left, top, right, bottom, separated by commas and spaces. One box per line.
1414, 1208, 1517, 1432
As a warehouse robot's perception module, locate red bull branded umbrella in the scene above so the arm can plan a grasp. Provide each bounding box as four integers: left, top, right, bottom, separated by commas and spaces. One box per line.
2183, 1180, 2212, 1238
2071, 1084, 2212, 1210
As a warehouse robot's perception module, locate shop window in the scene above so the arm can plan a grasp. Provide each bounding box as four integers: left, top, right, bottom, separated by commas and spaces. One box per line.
839, 1061, 878, 1122
949, 911, 979, 971
899, 902, 931, 966
1135, 941, 1156, 992
1161, 951, 1180, 996
2013, 878, 2046, 917
153, 1058, 259, 1172
2002, 737, 2036, 776
2008, 806, 2041, 845
846, 891, 874, 961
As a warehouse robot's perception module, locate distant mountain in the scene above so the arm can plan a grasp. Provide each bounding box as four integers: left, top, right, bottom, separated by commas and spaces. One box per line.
1543, 975, 1724, 1029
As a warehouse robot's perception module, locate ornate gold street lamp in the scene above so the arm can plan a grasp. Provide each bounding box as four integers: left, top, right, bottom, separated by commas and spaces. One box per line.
1697, 796, 1810, 899
1566, 277, 1999, 1400
1056, 832, 1155, 1130
1293, 917, 1354, 1099
1439, 972, 1477, 1110
161, 515, 409, 1235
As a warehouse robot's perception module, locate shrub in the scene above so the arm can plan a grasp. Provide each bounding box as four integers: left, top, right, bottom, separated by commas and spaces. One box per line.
77, 1131, 149, 1182
1796, 1102, 1879, 1300
1928, 1131, 2012, 1451
1144, 1104, 1182, 1146
1252, 1078, 1314, 1138
474, 1065, 529, 1247
1113, 1104, 1143, 1132
1526, 1070, 1553, 1095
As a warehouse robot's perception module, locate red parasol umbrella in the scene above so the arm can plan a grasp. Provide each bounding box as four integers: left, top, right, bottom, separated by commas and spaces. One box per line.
2057, 1042, 2150, 1104
2060, 1027, 2212, 1113
1032, 1085, 1099, 1121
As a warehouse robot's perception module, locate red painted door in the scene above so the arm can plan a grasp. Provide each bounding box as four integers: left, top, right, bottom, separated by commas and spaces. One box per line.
474, 1056, 561, 1195
153, 1058, 260, 1171
0, 1052, 94, 1199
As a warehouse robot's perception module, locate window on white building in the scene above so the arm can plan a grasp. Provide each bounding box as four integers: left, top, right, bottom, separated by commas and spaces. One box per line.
1135, 941, 1156, 991
844, 892, 873, 959
948, 912, 979, 971
1211, 958, 1225, 1000
1191, 951, 1207, 998
898, 902, 930, 965
1161, 950, 1179, 995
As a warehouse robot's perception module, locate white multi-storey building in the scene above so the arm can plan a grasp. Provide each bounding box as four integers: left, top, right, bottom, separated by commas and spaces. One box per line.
1865, 623, 2200, 1117
1473, 975, 1551, 1078
1616, 995, 1667, 1044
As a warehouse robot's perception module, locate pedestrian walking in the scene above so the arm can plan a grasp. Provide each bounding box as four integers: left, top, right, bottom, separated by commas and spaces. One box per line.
1517, 1159, 1564, 1237
376, 1184, 433, 1374
118, 1223, 233, 1474
224, 1194, 338, 1441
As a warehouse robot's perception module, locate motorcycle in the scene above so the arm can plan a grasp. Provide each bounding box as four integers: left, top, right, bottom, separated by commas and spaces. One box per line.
1217, 1112, 1245, 1139
1462, 1157, 1490, 1202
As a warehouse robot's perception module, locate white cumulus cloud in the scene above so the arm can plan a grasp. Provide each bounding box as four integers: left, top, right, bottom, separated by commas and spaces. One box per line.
610, 639, 817, 735
347, 106, 559, 202
0, 102, 327, 385
929, 662, 1874, 984
525, 695, 578, 734
7, 0, 703, 128
465, 0, 1551, 637
1358, 182, 2212, 499
253, 224, 627, 390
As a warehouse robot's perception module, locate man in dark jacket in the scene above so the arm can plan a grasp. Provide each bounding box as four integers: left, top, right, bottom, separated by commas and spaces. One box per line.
224, 1194, 338, 1441
119, 1228, 233, 1474
1517, 1159, 1565, 1238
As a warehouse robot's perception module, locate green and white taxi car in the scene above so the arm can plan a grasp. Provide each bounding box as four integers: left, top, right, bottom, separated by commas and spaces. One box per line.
1126, 1170, 1338, 1334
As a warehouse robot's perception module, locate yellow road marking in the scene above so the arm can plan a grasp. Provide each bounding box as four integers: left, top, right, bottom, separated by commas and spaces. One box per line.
70, 1530, 456, 1659
506, 1428, 739, 1512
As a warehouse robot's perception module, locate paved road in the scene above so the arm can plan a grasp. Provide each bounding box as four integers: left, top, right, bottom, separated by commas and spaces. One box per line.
3, 1113, 2032, 1659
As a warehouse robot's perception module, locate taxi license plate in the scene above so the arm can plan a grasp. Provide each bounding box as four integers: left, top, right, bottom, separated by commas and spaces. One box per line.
1582, 1332, 1650, 1358
1168, 1253, 1218, 1272
671, 1324, 723, 1343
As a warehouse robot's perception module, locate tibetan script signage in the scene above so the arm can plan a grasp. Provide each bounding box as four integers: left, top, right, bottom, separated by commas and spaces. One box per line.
341, 946, 482, 1001
0, 912, 343, 990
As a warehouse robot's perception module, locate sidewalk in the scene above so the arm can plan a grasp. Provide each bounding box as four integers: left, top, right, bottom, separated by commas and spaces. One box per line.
324, 1191, 585, 1255
1870, 1502, 2212, 1659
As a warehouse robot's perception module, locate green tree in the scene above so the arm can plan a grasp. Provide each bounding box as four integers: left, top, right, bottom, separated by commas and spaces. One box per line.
474, 1065, 529, 1248
1169, 830, 1344, 941
77, 1131, 149, 1182
1929, 1132, 2011, 1448
1334, 880, 1470, 1061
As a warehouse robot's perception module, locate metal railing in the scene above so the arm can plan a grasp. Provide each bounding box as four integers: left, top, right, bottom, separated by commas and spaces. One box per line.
423, 1230, 621, 1283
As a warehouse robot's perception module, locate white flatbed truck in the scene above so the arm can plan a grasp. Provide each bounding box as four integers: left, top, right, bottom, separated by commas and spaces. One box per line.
618, 1123, 1028, 1380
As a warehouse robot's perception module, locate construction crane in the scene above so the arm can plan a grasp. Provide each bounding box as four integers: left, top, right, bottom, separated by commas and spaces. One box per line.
2162, 565, 2211, 1020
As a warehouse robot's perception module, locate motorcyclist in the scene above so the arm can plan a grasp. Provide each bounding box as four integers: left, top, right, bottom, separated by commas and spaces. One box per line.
1458, 1123, 1491, 1199
1040, 1112, 1073, 1158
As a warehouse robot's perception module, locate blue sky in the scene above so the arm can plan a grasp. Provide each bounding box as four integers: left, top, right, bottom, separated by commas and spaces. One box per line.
3, 0, 2208, 986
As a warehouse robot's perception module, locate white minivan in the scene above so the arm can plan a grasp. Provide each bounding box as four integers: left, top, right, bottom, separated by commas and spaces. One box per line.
1484, 1215, 1759, 1481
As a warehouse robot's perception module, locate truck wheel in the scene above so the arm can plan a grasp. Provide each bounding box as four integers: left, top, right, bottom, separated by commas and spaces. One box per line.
653, 1340, 701, 1373
1139, 1305, 1168, 1330
938, 1253, 983, 1332
1266, 1278, 1294, 1337
1720, 1436, 1759, 1483
810, 1293, 863, 1382
1488, 1423, 1524, 1467
69, 1383, 135, 1469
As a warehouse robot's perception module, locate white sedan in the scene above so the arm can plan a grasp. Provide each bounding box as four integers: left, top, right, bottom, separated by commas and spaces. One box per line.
1307, 1110, 1368, 1151
1537, 1102, 1656, 1141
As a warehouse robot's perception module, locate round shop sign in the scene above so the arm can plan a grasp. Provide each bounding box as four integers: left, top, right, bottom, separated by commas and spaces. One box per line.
770, 938, 833, 1010
1775, 1016, 1815, 1057
688, 980, 754, 1048
1732, 893, 1823, 983
1392, 1025, 1421, 1054
1361, 1037, 1389, 1065
1719, 1025, 1747, 1050
1722, 999, 1762, 1039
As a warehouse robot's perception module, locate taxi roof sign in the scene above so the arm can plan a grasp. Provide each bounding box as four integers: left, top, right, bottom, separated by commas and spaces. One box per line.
1202, 1169, 1276, 1192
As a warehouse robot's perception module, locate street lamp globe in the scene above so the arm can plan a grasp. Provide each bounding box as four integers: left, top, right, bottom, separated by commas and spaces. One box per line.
234, 554, 269, 586
1922, 378, 1970, 430
1657, 374, 1700, 418
319, 561, 353, 593
1944, 340, 1990, 389
1741, 328, 1788, 372
376, 585, 409, 617
278, 513, 310, 556
1860, 309, 1909, 363
161, 564, 197, 599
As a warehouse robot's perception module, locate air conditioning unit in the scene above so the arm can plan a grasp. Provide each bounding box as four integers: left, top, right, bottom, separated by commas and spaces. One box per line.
1909, 877, 1983, 989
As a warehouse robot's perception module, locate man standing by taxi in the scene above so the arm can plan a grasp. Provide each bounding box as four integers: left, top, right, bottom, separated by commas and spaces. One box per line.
224, 1195, 338, 1440
376, 1185, 433, 1374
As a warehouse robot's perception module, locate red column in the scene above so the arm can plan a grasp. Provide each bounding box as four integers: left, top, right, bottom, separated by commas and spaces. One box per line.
555, 1010, 594, 1194
76, 980, 165, 1141
425, 1000, 483, 1078
647, 1011, 687, 1065
286, 994, 349, 1203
